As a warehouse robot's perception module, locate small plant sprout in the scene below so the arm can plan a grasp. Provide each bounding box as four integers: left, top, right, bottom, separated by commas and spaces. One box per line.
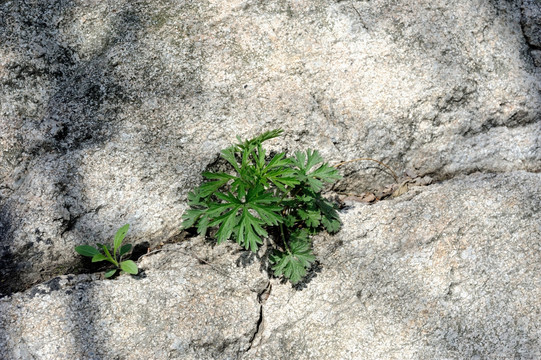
182, 129, 342, 284
75, 224, 139, 278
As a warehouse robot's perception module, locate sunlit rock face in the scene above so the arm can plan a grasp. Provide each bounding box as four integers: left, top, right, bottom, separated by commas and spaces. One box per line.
0, 0, 539, 297
1, 172, 540, 359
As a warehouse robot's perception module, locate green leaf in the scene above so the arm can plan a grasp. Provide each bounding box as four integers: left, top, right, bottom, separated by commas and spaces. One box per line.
202, 186, 281, 251
199, 176, 232, 198
120, 260, 138, 275
322, 217, 341, 233
255, 143, 266, 171
119, 244, 132, 257
209, 204, 242, 244
310, 164, 342, 184
75, 245, 100, 257
291, 149, 341, 192
104, 269, 117, 278
265, 164, 299, 191
305, 149, 324, 172
297, 193, 314, 203
270, 237, 315, 284
196, 213, 211, 235
221, 146, 241, 173
92, 253, 108, 263
253, 129, 283, 144
316, 196, 341, 233
237, 129, 283, 149
236, 208, 268, 252
102, 244, 118, 267
187, 190, 205, 207
181, 208, 207, 230
245, 187, 282, 226
284, 214, 298, 228
202, 171, 236, 181
298, 209, 322, 228
114, 224, 129, 257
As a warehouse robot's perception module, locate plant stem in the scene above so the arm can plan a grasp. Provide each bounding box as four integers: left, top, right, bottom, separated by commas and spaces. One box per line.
279, 222, 291, 255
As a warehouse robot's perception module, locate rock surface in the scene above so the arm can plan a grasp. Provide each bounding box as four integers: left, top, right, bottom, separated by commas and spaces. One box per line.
0, 0, 540, 294
0, 0, 540, 358
1, 171, 540, 359
0, 238, 269, 359
247, 171, 541, 359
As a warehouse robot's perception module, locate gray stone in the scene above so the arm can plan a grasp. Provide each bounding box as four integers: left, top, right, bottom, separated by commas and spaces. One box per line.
0, 0, 540, 305
0, 237, 269, 359
522, 0, 541, 48
0, 171, 539, 359
531, 49, 541, 66
245, 171, 541, 359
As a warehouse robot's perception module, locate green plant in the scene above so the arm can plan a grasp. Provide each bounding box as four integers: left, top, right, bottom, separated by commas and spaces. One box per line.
182, 129, 342, 284
75, 224, 139, 278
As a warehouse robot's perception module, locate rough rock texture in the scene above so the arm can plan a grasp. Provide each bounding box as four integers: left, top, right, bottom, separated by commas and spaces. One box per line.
522, 0, 541, 66
1, 171, 539, 359
0, 238, 269, 359
0, 0, 540, 294
246, 171, 541, 359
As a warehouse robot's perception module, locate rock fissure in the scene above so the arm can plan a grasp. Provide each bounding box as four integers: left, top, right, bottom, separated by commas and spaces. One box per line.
246, 281, 272, 352
246, 304, 264, 353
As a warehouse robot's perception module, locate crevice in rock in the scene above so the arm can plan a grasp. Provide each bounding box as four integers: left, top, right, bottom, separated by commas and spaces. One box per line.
519, 0, 541, 66
334, 168, 435, 207
460, 117, 539, 138
246, 304, 264, 352
246, 281, 271, 352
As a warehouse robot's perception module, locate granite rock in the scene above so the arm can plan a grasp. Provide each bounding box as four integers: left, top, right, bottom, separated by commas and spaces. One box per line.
245, 171, 541, 359
0, 171, 539, 359
0, 237, 269, 359
0, 0, 540, 302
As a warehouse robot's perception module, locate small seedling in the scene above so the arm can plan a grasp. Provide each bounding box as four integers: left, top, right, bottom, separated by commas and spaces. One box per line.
75, 224, 139, 278
182, 129, 342, 284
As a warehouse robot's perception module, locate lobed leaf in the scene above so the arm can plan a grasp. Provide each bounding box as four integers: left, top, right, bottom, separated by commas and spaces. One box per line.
316, 196, 342, 233
292, 149, 342, 192
199, 179, 230, 198
181, 208, 206, 230
236, 209, 267, 252
310, 164, 342, 184
187, 190, 205, 207
270, 236, 315, 284
322, 217, 341, 233
237, 129, 283, 150
298, 209, 322, 228
221, 147, 241, 173
210, 205, 242, 244
304, 149, 324, 172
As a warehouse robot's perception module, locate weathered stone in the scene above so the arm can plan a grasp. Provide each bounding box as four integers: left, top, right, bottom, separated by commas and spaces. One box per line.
531, 49, 541, 66
522, 0, 541, 48
0, 171, 539, 359
0, 237, 269, 359
0, 0, 540, 305
245, 171, 541, 359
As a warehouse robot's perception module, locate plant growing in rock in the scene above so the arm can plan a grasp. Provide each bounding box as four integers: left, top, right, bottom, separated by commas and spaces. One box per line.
74, 224, 138, 278
182, 129, 342, 284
